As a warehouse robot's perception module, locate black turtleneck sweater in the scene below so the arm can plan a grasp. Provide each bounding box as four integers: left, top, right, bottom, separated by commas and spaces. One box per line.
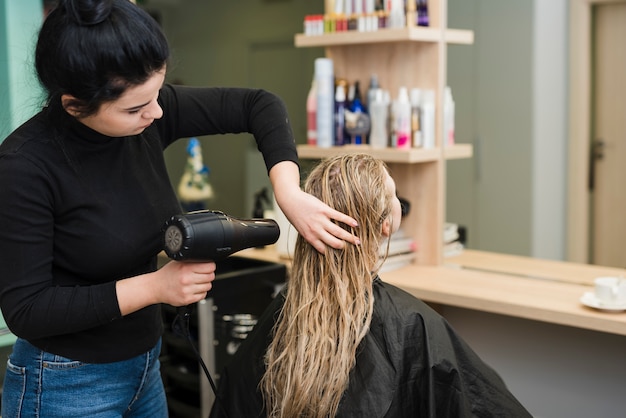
0, 85, 297, 363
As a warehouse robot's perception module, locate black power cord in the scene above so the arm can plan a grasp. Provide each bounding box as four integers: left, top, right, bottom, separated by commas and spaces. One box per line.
171, 307, 230, 418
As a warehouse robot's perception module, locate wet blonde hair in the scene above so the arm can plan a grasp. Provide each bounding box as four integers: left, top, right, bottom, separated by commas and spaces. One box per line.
261, 153, 394, 418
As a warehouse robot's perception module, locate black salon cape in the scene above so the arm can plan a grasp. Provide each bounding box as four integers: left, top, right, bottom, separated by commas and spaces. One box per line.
210, 277, 532, 417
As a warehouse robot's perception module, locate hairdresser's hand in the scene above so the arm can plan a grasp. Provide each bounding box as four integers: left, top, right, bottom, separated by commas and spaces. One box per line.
279, 189, 360, 254
157, 260, 216, 306
270, 161, 359, 253
116, 260, 216, 315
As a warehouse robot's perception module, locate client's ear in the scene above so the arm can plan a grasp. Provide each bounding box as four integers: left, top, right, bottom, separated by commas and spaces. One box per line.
382, 218, 392, 237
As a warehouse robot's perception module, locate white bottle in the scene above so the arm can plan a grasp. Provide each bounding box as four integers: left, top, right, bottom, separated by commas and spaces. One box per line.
388, 0, 406, 28
443, 86, 455, 146
393, 87, 411, 149
314, 58, 334, 148
369, 89, 389, 149
421, 89, 436, 149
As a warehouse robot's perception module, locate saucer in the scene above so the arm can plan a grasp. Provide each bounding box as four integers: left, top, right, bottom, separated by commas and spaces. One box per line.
580, 292, 626, 312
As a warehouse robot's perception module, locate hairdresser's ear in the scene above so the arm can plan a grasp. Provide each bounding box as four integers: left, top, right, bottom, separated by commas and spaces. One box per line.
382, 218, 392, 237
61, 94, 82, 117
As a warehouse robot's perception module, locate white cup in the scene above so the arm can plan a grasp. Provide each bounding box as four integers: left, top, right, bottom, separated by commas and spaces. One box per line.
594, 277, 626, 305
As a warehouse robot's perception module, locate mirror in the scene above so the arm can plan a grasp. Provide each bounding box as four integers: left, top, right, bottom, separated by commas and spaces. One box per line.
141, 0, 624, 270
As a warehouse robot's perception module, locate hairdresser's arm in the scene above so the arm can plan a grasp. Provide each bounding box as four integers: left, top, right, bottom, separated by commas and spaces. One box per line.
270, 161, 359, 253
160, 85, 359, 252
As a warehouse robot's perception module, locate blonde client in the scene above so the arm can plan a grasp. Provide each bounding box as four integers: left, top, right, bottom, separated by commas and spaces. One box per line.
210, 153, 531, 417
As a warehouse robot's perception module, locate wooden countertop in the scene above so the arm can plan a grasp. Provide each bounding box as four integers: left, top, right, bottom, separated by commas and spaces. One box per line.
237, 247, 626, 336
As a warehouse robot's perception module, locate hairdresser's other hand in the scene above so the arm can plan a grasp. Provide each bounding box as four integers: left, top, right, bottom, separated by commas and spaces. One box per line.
116, 260, 216, 315
269, 162, 358, 253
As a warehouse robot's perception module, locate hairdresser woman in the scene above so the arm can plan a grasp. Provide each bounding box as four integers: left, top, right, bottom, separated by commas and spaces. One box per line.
0, 1, 357, 417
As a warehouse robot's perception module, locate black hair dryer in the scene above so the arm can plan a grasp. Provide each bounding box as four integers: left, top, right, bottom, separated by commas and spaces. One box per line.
163, 210, 280, 262
163, 210, 280, 318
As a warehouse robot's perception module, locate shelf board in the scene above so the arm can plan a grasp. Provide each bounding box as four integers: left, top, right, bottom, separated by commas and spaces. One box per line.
444, 143, 473, 160
297, 143, 473, 163
294, 27, 474, 48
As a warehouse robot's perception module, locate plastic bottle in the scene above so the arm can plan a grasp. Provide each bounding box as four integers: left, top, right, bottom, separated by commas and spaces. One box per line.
367, 74, 381, 109
314, 58, 334, 148
410, 88, 423, 148
348, 81, 367, 145
417, 0, 430, 27
369, 89, 389, 149
443, 86, 455, 146
334, 84, 347, 146
388, 0, 405, 28
421, 89, 436, 149
393, 87, 411, 149
306, 78, 317, 146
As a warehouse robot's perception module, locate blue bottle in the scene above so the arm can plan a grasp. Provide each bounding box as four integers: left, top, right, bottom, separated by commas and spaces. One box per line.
348, 81, 367, 145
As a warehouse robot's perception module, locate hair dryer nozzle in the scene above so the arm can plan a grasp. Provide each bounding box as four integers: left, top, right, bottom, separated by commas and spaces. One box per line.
163, 210, 280, 261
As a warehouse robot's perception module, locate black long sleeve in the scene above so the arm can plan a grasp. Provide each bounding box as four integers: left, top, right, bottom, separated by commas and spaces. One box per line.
0, 85, 297, 363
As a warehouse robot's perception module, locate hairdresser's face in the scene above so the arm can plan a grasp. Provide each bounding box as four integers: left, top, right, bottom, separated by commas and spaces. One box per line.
78, 68, 166, 137
385, 171, 402, 235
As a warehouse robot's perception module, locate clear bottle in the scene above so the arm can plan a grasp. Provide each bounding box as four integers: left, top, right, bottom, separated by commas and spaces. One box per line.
367, 73, 381, 109
410, 88, 423, 148
369, 89, 389, 149
306, 78, 317, 146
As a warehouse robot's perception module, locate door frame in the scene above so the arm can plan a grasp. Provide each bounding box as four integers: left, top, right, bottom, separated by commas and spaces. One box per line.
568, 0, 625, 263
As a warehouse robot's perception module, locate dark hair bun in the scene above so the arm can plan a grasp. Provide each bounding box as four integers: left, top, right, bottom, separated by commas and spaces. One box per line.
63, 0, 114, 26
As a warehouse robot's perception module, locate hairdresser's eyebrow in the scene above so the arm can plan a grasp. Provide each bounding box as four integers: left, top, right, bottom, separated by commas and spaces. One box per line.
123, 101, 151, 112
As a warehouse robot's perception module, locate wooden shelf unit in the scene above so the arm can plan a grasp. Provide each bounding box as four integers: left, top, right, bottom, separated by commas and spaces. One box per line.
295, 0, 474, 266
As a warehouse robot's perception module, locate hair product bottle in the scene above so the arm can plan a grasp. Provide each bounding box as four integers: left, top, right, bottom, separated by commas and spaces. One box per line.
410, 88, 423, 148
443, 86, 455, 146
421, 89, 436, 149
334, 83, 347, 146
306, 78, 317, 146
393, 87, 411, 149
347, 80, 368, 145
314, 58, 334, 148
369, 89, 389, 148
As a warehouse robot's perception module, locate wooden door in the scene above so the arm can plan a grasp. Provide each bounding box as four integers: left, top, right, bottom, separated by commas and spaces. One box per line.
591, 2, 626, 268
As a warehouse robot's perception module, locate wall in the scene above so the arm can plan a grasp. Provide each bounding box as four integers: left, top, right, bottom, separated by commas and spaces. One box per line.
0, 0, 42, 142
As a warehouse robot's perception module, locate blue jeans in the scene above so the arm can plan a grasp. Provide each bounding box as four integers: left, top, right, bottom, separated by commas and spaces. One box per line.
1, 338, 168, 418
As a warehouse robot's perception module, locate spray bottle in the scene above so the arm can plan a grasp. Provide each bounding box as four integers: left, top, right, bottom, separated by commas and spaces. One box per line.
393, 87, 411, 149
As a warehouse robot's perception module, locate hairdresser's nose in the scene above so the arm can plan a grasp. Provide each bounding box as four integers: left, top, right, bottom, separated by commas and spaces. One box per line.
143, 99, 163, 120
